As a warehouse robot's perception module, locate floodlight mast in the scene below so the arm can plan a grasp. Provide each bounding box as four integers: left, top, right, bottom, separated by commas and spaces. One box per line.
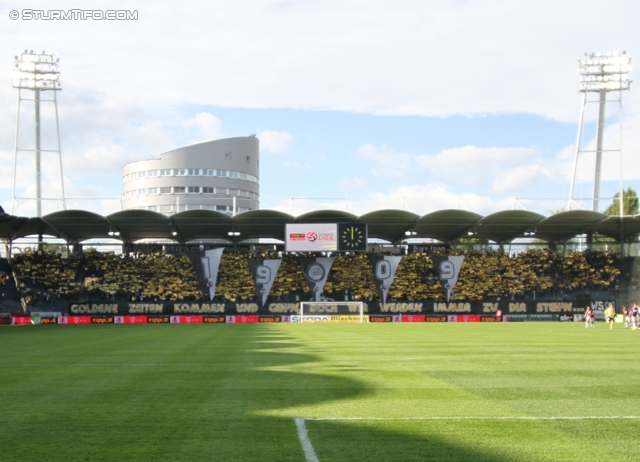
569, 51, 632, 214
11, 49, 66, 217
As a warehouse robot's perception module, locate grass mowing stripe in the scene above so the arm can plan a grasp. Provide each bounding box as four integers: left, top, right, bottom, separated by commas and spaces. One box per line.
4, 323, 640, 461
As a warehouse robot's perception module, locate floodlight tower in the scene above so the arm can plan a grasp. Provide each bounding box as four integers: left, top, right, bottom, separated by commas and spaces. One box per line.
568, 51, 632, 213
11, 49, 67, 216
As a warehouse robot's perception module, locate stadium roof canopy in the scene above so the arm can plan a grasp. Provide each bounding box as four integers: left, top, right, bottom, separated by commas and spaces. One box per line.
475, 210, 546, 244
170, 210, 232, 241
412, 210, 483, 243
358, 209, 420, 243
233, 209, 294, 241
532, 210, 609, 243
594, 216, 640, 241
0, 208, 639, 245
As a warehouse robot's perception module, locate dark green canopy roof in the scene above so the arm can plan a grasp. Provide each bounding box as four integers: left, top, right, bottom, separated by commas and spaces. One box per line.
533, 210, 609, 243
476, 210, 546, 244
233, 209, 295, 241
0, 208, 638, 245
358, 209, 420, 243
413, 210, 483, 242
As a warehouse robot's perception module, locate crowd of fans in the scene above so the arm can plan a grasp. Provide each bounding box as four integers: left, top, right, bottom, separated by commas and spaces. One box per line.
81, 250, 207, 302
10, 247, 622, 305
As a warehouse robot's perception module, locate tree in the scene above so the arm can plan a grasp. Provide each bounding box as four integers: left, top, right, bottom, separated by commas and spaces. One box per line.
604, 188, 638, 216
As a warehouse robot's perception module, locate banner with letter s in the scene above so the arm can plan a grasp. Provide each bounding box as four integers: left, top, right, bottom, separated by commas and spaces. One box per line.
299, 257, 334, 302
430, 254, 465, 302
369, 255, 402, 305
248, 258, 282, 306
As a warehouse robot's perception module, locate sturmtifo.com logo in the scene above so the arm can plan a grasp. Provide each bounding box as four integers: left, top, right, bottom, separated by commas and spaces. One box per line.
9, 9, 138, 20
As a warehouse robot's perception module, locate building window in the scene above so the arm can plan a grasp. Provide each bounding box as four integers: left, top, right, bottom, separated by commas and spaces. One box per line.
217, 170, 227, 177
202, 187, 214, 194
159, 205, 172, 213
216, 188, 227, 195
148, 188, 159, 195
173, 187, 185, 194
148, 206, 158, 212
231, 171, 239, 179
160, 187, 171, 194
160, 169, 171, 176
174, 169, 187, 176
225, 152, 231, 159
246, 156, 250, 163
216, 205, 227, 212
148, 170, 159, 177
188, 186, 200, 193
204, 169, 214, 176
188, 168, 200, 176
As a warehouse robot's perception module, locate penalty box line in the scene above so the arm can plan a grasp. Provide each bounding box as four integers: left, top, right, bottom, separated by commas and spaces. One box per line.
295, 416, 640, 462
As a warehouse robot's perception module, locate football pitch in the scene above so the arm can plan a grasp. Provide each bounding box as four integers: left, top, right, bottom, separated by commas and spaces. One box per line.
2, 323, 640, 461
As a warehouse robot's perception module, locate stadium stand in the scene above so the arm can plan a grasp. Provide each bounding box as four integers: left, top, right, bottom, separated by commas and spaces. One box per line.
8, 248, 622, 306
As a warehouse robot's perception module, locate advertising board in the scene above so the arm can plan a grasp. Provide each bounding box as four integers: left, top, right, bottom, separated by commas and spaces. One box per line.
226, 315, 259, 324
447, 315, 481, 322
114, 316, 148, 324
285, 223, 338, 252
401, 315, 426, 323
58, 316, 92, 324
170, 316, 204, 324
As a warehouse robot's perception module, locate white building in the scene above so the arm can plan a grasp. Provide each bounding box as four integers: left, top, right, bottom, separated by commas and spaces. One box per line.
122, 136, 259, 215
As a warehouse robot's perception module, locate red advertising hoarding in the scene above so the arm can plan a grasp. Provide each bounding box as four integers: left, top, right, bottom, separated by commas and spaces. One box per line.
401, 315, 426, 323
114, 316, 148, 324
226, 315, 260, 324
447, 315, 481, 322
11, 316, 32, 325
58, 316, 92, 324
170, 316, 204, 324
424, 315, 448, 323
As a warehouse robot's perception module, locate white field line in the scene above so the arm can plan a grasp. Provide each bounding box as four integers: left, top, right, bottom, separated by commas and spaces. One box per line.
295, 415, 640, 462
295, 418, 319, 462
303, 415, 640, 421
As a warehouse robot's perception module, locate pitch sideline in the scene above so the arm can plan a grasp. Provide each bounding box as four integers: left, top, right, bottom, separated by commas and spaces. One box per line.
294, 415, 640, 462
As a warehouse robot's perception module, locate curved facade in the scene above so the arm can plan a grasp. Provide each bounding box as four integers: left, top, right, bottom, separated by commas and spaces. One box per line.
122, 136, 259, 215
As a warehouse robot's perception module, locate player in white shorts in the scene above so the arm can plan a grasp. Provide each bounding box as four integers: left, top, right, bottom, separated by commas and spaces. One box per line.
584, 307, 594, 328
623, 306, 629, 329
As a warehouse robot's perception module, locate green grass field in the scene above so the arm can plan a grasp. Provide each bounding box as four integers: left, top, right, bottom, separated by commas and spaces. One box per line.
2, 322, 640, 461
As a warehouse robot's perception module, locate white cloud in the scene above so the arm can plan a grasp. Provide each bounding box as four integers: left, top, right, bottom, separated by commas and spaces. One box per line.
338, 175, 366, 190
358, 144, 413, 177
269, 182, 516, 217
258, 130, 293, 153
3, 0, 638, 122
182, 112, 224, 144
2, 0, 639, 219
416, 146, 539, 187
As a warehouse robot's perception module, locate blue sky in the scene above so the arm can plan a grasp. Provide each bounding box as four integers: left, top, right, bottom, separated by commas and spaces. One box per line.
1, 0, 639, 218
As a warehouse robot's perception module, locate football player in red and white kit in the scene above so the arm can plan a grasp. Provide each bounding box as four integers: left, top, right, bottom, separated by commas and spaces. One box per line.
584, 307, 595, 328
623, 306, 630, 329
